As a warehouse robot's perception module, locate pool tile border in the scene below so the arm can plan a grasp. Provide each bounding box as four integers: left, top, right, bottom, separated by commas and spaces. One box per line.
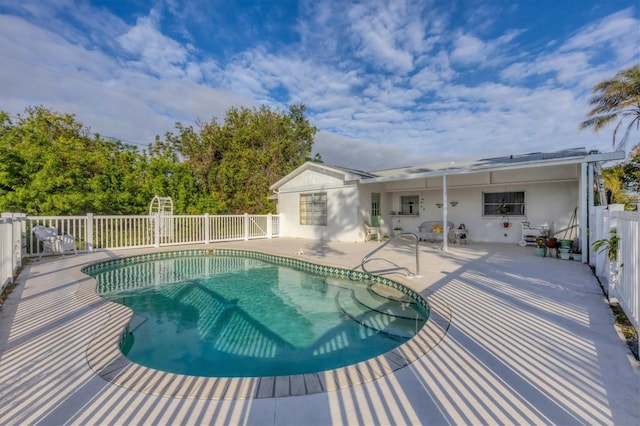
79, 249, 451, 399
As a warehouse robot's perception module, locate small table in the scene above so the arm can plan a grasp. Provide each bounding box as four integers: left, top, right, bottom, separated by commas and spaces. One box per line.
453, 229, 468, 244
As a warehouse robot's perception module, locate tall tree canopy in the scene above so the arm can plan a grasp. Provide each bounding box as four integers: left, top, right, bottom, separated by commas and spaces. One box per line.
0, 106, 148, 215
166, 104, 317, 214
580, 65, 640, 152
0, 104, 317, 215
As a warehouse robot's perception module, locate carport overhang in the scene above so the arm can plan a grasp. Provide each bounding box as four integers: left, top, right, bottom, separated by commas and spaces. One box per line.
359, 150, 626, 254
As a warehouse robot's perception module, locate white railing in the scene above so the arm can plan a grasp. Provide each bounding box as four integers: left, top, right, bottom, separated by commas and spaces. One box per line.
591, 206, 639, 352
17, 213, 279, 256
0, 213, 25, 292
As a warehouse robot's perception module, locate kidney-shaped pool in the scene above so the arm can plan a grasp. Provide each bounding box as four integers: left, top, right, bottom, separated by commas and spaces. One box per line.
85, 249, 430, 378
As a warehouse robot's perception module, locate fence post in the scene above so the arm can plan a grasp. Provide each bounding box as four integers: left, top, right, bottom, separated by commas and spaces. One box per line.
204, 214, 210, 244
86, 213, 94, 252
2, 213, 24, 274
267, 213, 273, 238
17, 213, 26, 266
244, 213, 250, 241
1, 216, 14, 288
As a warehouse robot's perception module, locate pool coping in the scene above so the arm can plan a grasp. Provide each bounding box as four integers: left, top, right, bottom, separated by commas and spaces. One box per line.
77, 249, 452, 400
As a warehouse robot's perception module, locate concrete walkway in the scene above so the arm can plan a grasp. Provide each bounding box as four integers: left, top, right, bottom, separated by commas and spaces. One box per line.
0, 239, 638, 425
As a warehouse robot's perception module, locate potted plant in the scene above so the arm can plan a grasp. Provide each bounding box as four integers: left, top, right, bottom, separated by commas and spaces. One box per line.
593, 228, 621, 276
499, 202, 510, 227
534, 238, 546, 257
393, 226, 403, 236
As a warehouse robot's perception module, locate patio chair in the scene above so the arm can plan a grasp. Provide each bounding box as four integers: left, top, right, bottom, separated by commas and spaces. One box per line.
364, 223, 381, 242
32, 225, 77, 259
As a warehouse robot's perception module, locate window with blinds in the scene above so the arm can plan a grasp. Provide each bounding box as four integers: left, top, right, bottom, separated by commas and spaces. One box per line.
483, 192, 525, 216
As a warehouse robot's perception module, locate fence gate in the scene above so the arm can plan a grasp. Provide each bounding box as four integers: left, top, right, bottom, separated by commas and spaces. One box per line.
149, 196, 174, 242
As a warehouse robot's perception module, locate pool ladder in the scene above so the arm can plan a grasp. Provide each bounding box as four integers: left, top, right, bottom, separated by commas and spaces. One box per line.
359, 232, 420, 278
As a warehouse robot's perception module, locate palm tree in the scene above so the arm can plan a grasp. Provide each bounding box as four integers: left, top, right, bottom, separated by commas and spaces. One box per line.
580, 65, 640, 152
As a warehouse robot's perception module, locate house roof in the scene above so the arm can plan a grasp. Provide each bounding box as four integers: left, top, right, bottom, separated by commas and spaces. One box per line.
271, 148, 625, 190
369, 148, 589, 177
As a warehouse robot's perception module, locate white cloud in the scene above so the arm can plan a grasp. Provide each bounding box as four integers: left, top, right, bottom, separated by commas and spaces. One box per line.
501, 9, 639, 93
0, 0, 637, 172
117, 14, 193, 79
450, 34, 488, 65
313, 131, 432, 169
345, 0, 425, 73
0, 12, 252, 146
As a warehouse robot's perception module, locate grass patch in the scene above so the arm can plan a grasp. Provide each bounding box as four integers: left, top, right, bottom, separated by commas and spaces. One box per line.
610, 301, 638, 360
0, 281, 18, 307
0, 259, 29, 308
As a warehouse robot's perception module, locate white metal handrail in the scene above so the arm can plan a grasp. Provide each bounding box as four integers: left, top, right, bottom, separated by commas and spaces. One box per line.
360, 232, 420, 277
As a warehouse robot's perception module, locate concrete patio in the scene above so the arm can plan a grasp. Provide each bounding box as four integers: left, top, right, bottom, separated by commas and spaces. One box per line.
0, 238, 638, 425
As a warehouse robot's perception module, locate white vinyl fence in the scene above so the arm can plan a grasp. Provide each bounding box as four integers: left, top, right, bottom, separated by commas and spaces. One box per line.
0, 213, 25, 292
591, 206, 639, 354
22, 213, 280, 255
0, 212, 280, 292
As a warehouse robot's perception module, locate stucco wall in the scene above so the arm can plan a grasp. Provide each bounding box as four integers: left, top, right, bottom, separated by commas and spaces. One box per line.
367, 181, 579, 244
276, 166, 363, 242
276, 163, 581, 244
277, 186, 361, 241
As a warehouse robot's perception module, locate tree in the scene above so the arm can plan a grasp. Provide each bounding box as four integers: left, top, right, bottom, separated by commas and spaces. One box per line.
602, 144, 640, 209
580, 65, 640, 152
1, 104, 317, 216
141, 137, 204, 214
167, 104, 317, 214
0, 106, 149, 215
621, 144, 640, 195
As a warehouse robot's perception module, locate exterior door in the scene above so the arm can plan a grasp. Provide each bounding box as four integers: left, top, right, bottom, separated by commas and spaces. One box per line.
371, 193, 381, 226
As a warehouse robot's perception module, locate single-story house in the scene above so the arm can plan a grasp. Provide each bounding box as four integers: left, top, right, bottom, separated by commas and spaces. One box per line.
269, 148, 625, 260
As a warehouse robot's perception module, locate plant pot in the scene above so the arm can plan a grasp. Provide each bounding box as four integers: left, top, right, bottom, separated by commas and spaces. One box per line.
559, 239, 572, 248
546, 238, 558, 248
535, 247, 546, 257
502, 222, 510, 228
559, 251, 570, 260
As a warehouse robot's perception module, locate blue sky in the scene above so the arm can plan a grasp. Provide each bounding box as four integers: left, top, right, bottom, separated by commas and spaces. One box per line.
0, 0, 638, 170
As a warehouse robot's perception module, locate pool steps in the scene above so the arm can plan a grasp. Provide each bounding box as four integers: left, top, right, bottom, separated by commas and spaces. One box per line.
326, 277, 426, 339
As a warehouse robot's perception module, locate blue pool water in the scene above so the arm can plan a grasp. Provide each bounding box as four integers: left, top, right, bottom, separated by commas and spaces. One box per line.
90, 251, 429, 377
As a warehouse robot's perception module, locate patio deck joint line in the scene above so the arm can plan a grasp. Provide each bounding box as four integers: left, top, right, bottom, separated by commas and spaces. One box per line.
77, 249, 453, 400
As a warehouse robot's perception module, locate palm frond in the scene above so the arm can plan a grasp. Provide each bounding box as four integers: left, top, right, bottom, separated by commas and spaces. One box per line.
580, 65, 640, 150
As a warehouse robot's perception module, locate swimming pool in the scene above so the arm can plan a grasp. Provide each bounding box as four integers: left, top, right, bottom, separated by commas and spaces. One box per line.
86, 249, 430, 378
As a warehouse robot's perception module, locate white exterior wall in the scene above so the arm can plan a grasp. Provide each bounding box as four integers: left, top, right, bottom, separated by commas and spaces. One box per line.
275, 162, 582, 244
357, 183, 392, 237
362, 165, 580, 244
275, 167, 362, 242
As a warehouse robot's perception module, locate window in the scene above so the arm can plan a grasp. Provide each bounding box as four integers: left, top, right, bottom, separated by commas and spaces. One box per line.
300, 192, 327, 225
400, 195, 419, 215
483, 192, 525, 216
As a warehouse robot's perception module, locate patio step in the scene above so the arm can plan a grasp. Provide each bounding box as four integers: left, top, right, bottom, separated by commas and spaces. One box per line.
336, 290, 423, 339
